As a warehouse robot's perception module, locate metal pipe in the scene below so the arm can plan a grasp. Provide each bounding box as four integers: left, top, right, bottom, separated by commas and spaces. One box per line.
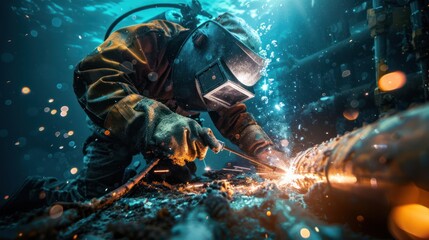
285, 103, 429, 197
270, 25, 371, 74
372, 0, 389, 82
410, 0, 429, 101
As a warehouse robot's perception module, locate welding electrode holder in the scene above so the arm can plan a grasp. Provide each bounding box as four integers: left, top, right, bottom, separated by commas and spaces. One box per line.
216, 140, 285, 174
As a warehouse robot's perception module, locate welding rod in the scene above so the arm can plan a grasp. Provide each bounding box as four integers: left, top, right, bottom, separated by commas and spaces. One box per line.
218, 141, 284, 173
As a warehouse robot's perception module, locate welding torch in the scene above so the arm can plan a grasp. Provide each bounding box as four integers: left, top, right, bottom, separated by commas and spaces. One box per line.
217, 141, 286, 174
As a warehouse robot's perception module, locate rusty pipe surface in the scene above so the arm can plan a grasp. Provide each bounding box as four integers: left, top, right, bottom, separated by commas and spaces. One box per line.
283, 104, 429, 202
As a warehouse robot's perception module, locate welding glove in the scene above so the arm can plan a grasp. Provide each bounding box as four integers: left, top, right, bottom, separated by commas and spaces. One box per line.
151, 113, 221, 166
129, 98, 221, 166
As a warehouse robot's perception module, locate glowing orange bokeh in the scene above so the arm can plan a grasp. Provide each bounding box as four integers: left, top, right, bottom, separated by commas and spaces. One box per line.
378, 71, 407, 92
70, 167, 78, 175
389, 204, 429, 239
21, 87, 31, 94
343, 109, 359, 121
300, 228, 311, 239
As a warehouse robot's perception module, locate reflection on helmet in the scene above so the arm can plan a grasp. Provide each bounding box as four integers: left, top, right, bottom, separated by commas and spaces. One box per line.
172, 20, 265, 111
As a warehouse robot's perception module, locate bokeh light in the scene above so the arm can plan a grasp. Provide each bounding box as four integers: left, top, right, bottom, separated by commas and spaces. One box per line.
389, 204, 429, 239
70, 167, 78, 175
21, 87, 31, 94
378, 71, 407, 92
49, 204, 64, 219
60, 106, 69, 112
300, 228, 311, 239
343, 109, 359, 121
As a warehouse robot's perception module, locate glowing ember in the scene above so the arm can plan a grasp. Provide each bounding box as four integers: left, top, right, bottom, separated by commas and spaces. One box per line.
60, 111, 67, 117
104, 130, 111, 136
21, 86, 31, 94
343, 109, 359, 121
266, 210, 272, 217
300, 228, 311, 239
49, 204, 64, 219
51, 109, 57, 115
70, 167, 78, 175
378, 71, 406, 91
356, 215, 364, 222
68, 130, 74, 136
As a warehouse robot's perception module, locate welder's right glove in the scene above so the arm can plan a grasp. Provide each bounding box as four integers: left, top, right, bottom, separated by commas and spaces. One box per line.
104, 95, 221, 167
150, 110, 222, 166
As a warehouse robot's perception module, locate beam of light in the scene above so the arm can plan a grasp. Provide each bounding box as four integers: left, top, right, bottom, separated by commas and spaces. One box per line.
202, 159, 211, 171
153, 169, 169, 173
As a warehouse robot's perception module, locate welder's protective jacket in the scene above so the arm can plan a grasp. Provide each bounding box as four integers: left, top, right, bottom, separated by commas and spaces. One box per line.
73, 20, 273, 162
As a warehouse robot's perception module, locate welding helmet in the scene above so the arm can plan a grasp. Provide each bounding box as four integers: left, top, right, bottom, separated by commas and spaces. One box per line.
171, 13, 265, 111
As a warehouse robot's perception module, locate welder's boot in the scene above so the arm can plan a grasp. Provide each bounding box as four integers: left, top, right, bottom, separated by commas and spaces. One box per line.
0, 176, 51, 215
0, 176, 86, 216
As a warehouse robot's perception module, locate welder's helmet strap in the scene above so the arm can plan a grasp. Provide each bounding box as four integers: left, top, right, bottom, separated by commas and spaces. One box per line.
171, 20, 265, 111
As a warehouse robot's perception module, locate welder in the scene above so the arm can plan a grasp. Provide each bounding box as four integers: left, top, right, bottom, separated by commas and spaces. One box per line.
0, 13, 285, 214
